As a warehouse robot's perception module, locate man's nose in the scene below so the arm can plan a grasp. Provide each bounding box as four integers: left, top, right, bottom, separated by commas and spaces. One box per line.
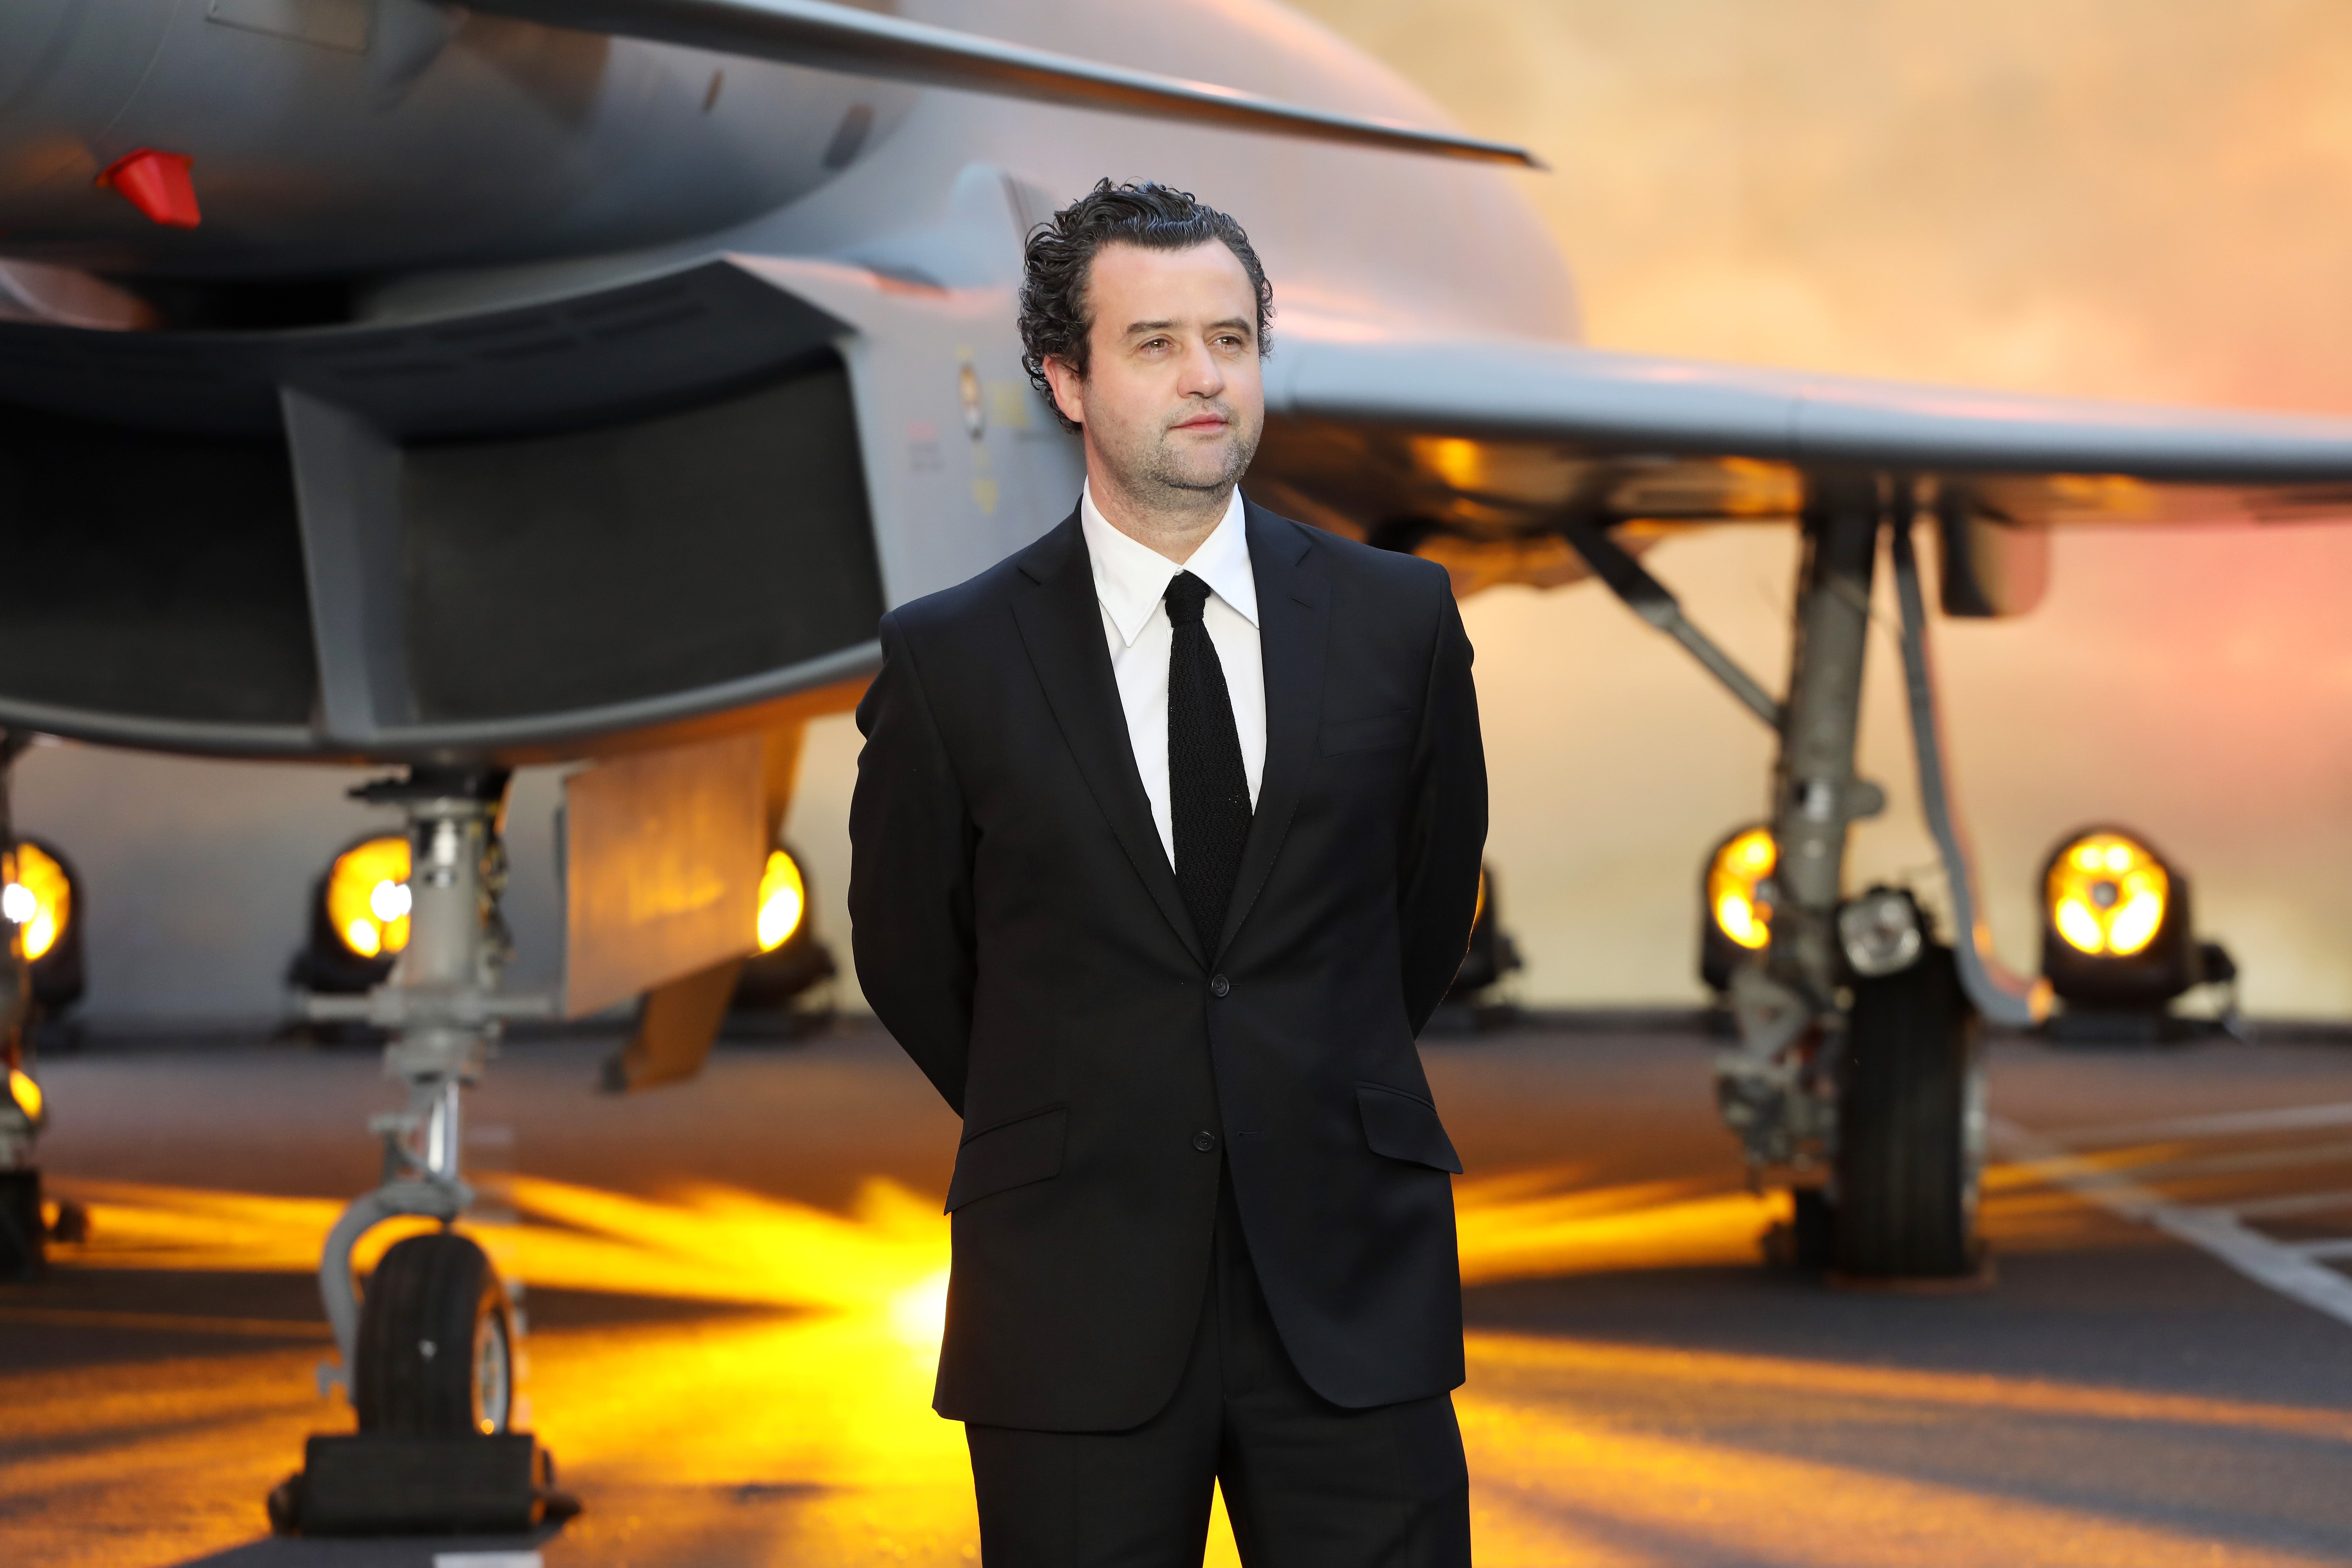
1176, 338, 1226, 397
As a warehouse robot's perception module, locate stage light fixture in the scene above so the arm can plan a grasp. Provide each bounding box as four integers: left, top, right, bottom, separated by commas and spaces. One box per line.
756, 848, 807, 953
1711, 827, 1775, 949
6, 839, 86, 1022
731, 843, 837, 1025
327, 835, 412, 961
5, 842, 66, 960
291, 833, 412, 1003
4, 1066, 39, 1124
2047, 830, 2168, 959
6, 841, 68, 962
2037, 825, 2222, 1034
1700, 825, 1775, 992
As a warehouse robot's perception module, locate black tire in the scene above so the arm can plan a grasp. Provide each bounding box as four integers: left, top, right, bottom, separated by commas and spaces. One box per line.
0, 1168, 44, 1281
265, 1474, 304, 1536
48, 1198, 89, 1244
355, 1232, 516, 1435
1789, 1189, 1836, 1269
1834, 943, 1983, 1278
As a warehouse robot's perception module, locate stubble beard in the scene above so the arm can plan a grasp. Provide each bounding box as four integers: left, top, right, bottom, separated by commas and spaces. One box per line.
1124, 402, 1264, 508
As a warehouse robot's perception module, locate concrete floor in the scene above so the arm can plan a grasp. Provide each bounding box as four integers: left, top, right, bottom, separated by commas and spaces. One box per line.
5, 1019, 2352, 1566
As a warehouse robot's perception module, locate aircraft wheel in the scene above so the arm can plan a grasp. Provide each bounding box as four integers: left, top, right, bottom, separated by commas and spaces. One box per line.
49, 1198, 89, 1244
1834, 944, 1983, 1278
1789, 1189, 1836, 1269
0, 1168, 44, 1280
355, 1232, 516, 1435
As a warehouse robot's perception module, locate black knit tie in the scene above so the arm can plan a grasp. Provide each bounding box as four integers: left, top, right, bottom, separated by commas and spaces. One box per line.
1164, 571, 1252, 955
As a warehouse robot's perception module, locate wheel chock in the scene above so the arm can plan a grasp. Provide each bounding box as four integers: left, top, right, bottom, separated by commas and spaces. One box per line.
267, 1433, 581, 1536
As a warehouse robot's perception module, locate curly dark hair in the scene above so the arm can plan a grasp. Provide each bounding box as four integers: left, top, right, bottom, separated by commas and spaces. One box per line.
1019, 179, 1274, 433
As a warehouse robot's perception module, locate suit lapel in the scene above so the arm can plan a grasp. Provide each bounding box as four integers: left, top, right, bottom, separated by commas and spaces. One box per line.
1011, 512, 1207, 969
1216, 503, 1329, 963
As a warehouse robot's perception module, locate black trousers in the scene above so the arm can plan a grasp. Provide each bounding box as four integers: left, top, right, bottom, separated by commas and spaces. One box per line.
964, 1169, 1471, 1568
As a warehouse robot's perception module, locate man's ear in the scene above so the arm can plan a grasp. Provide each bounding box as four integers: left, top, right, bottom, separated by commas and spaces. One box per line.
1041, 355, 1085, 428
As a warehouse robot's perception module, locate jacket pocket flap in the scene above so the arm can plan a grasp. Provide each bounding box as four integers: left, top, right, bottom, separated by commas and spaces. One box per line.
1320, 709, 1415, 756
1355, 1083, 1463, 1173
945, 1106, 1069, 1212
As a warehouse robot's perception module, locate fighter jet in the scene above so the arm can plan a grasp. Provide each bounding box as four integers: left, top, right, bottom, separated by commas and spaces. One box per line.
5, 0, 2352, 1517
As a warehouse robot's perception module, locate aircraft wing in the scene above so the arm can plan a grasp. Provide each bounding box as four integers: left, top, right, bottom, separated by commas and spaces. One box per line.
465, 0, 1535, 166
1256, 331, 2352, 542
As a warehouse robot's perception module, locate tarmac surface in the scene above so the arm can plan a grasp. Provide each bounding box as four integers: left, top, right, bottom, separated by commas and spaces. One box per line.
6, 1016, 2352, 1566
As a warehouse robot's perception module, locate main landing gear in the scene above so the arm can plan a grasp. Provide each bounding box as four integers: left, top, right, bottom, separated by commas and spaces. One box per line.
269, 767, 574, 1536
1568, 479, 2039, 1281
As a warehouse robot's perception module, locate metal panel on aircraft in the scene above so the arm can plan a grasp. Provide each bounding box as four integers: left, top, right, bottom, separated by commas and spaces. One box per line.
399, 356, 883, 723
562, 734, 764, 1018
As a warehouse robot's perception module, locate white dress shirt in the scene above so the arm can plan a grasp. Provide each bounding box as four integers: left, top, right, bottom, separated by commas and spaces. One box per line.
1079, 482, 1266, 870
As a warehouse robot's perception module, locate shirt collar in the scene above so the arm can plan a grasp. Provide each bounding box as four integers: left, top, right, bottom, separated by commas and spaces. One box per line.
1080, 482, 1258, 649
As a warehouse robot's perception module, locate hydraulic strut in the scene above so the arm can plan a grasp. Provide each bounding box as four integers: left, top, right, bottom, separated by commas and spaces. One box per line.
1713, 477, 1891, 1176
304, 768, 554, 1394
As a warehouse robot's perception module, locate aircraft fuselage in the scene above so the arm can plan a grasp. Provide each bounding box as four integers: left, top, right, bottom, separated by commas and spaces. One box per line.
0, 0, 1576, 765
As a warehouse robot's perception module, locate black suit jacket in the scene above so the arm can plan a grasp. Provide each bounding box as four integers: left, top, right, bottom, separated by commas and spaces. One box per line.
849, 497, 1487, 1430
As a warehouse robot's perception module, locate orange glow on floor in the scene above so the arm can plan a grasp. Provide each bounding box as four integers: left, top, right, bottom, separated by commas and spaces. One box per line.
13, 1157, 2341, 1564
51, 1173, 953, 1318
25, 1172, 978, 1565
1455, 1359, 2344, 1568
41, 1150, 2148, 1337
56, 1163, 1791, 1303
1464, 1334, 2352, 1447
1455, 1169, 1785, 1282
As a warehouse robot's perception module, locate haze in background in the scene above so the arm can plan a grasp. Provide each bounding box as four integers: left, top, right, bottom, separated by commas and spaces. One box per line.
1266, 0, 2352, 1015
19, 0, 2351, 1024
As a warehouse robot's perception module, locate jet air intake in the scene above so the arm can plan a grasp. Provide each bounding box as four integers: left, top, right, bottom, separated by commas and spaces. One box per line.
0, 260, 887, 762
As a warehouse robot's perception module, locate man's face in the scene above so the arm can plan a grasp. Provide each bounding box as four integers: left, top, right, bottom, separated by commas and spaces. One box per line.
1045, 240, 1265, 501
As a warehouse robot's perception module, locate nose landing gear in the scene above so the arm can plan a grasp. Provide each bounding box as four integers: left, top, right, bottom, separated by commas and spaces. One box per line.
270, 766, 574, 1536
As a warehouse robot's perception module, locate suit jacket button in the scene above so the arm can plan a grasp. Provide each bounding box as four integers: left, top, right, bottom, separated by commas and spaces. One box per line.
1193, 1130, 1219, 1153
1210, 974, 1231, 997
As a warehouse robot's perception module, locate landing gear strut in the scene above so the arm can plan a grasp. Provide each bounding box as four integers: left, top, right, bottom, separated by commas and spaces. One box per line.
272, 766, 571, 1535
1569, 477, 2039, 1280
1726, 479, 1986, 1278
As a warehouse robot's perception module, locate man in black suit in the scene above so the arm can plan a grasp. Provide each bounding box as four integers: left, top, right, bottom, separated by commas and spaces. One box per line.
850, 180, 1486, 1568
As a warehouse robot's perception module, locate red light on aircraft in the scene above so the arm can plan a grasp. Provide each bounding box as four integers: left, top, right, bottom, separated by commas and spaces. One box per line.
97, 150, 201, 228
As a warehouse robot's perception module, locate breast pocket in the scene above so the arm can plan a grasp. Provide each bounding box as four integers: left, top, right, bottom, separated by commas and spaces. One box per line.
1320, 708, 1415, 756
944, 1105, 1068, 1212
